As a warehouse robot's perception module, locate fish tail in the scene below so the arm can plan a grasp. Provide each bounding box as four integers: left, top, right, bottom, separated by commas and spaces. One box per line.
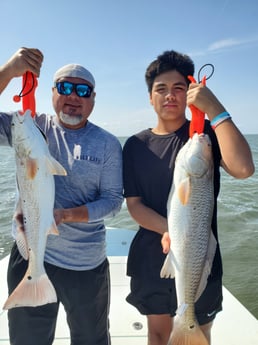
3, 272, 57, 310
169, 317, 209, 345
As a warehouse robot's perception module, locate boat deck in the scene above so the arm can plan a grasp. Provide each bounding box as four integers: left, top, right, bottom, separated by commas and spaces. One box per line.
1, 229, 258, 344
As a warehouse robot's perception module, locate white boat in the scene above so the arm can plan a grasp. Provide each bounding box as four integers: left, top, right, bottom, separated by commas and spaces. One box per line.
1, 228, 258, 344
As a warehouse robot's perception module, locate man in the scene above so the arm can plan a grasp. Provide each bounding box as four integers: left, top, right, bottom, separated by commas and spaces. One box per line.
122, 50, 254, 345
0, 47, 123, 345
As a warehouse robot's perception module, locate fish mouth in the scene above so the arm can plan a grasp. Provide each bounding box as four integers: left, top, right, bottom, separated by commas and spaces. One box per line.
193, 133, 212, 146
11, 119, 25, 128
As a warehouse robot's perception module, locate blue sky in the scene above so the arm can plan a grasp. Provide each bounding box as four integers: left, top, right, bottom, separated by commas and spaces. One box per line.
1, 0, 258, 135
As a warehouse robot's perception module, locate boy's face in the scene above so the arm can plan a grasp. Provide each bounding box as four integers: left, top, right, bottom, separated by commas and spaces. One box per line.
150, 70, 188, 124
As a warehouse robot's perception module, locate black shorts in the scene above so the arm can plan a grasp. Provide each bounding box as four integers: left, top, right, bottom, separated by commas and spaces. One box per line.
126, 229, 223, 325
7, 243, 111, 345
126, 273, 223, 325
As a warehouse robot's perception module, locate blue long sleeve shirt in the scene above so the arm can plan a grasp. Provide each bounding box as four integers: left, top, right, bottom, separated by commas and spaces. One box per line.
0, 112, 123, 270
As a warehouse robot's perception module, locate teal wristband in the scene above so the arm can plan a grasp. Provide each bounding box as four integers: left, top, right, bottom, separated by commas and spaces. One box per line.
210, 112, 230, 126
210, 111, 231, 130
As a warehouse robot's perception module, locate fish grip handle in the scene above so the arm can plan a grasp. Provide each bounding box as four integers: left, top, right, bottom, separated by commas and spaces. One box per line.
188, 63, 214, 137
188, 75, 206, 137
13, 72, 38, 117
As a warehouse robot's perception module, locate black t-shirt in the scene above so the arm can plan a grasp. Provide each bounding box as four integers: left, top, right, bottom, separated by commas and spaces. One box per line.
123, 120, 223, 279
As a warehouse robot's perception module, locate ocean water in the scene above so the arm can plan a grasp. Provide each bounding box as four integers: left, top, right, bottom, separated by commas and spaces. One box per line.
0, 135, 257, 318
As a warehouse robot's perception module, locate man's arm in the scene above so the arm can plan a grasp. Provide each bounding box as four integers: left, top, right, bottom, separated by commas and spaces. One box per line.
0, 47, 43, 94
187, 83, 255, 178
55, 139, 123, 225
126, 196, 168, 235
54, 205, 89, 225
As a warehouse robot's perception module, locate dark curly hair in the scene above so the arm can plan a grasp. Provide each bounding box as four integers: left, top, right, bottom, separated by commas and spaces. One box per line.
145, 50, 195, 93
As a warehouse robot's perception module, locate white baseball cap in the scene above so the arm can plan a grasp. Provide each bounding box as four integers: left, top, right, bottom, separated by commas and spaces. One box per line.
53, 64, 95, 87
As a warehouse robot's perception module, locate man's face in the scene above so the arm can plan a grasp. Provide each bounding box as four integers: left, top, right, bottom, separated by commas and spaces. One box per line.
52, 77, 96, 129
150, 70, 188, 123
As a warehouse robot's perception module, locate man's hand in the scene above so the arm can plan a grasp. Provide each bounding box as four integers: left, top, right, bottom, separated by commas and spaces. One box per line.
54, 209, 64, 226
161, 231, 171, 254
5, 47, 44, 79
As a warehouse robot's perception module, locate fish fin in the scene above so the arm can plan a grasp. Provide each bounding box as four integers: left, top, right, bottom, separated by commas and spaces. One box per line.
15, 228, 29, 260
3, 272, 57, 309
45, 155, 67, 176
176, 303, 189, 316
26, 158, 38, 179
177, 177, 191, 205
13, 203, 29, 260
195, 231, 217, 302
170, 315, 209, 345
160, 250, 177, 278
48, 221, 59, 236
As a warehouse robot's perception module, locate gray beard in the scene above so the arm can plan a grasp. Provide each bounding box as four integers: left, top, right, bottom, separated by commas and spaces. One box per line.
59, 111, 83, 126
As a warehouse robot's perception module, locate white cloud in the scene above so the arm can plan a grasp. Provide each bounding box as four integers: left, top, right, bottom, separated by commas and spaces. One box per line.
208, 38, 241, 51
190, 35, 258, 57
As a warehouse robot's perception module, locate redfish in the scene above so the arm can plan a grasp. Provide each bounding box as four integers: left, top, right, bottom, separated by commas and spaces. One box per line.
3, 110, 66, 309
160, 133, 217, 345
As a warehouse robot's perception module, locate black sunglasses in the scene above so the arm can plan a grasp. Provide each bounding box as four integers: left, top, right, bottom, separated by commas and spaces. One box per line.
55, 81, 93, 98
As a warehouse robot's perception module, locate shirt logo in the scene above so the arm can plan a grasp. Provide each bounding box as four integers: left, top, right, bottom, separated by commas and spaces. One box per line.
73, 144, 100, 163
